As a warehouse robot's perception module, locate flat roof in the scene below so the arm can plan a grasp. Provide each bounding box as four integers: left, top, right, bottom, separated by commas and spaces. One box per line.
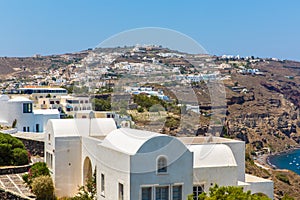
19, 87, 67, 90
33, 109, 60, 115
13, 132, 45, 142
178, 136, 243, 145
245, 174, 273, 183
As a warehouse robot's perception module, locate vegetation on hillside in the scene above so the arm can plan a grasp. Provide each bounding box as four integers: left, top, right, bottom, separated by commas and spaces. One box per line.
92, 97, 111, 111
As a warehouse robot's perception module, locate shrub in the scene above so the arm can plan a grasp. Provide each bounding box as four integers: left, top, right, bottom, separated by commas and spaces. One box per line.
31, 175, 55, 200
12, 148, 29, 165
23, 162, 50, 187
165, 116, 180, 129
191, 184, 271, 200
282, 194, 295, 200
0, 133, 29, 166
276, 173, 290, 185
137, 106, 144, 113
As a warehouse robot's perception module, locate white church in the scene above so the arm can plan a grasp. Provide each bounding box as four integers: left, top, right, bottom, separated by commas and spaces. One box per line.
45, 118, 273, 200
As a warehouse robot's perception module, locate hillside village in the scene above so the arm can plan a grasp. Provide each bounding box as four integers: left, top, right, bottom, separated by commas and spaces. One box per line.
0, 46, 300, 199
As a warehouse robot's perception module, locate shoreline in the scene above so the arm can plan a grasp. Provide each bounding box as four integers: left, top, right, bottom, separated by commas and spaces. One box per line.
254, 146, 300, 170
266, 146, 300, 170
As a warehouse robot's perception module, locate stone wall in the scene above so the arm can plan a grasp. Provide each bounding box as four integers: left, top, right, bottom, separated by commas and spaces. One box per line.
0, 165, 31, 175
17, 138, 44, 157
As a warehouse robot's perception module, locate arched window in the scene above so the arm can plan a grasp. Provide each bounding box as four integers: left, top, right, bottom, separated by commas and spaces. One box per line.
157, 156, 167, 173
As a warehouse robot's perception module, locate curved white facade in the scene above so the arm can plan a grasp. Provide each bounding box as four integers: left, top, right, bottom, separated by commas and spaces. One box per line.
46, 119, 274, 199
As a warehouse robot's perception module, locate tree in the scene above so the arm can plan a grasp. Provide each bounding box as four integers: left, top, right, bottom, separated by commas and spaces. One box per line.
12, 119, 17, 128
191, 184, 270, 200
72, 168, 97, 200
31, 175, 55, 200
92, 98, 111, 111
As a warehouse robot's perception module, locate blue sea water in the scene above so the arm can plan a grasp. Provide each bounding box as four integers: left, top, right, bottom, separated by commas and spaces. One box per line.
268, 149, 300, 175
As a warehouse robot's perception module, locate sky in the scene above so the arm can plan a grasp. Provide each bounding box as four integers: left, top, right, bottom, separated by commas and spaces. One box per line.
0, 0, 300, 60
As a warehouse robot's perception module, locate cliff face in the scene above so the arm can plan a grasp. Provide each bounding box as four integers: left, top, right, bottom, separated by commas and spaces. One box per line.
225, 63, 300, 153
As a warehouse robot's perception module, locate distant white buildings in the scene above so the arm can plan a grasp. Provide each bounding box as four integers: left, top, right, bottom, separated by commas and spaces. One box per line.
125, 86, 170, 101
46, 119, 273, 199
237, 68, 265, 76
0, 95, 59, 132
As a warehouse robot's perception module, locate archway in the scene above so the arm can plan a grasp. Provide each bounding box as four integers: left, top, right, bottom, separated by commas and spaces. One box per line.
83, 157, 92, 184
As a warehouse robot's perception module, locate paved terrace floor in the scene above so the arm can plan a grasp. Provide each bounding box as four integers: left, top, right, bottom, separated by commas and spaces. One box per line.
0, 173, 34, 199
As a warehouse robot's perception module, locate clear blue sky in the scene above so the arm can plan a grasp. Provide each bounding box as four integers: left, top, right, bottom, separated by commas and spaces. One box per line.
1, 0, 300, 60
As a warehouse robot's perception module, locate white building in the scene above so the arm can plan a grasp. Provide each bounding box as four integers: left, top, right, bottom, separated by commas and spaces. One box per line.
18, 87, 68, 101
45, 119, 273, 199
0, 95, 59, 132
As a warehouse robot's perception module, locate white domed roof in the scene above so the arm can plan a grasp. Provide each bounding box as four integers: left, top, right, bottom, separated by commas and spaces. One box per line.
101, 128, 160, 155
188, 144, 237, 168
0, 95, 9, 101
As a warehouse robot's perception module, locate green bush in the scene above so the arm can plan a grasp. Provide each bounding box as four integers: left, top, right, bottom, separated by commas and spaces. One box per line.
137, 106, 144, 113
31, 175, 55, 200
0, 132, 29, 166
12, 148, 29, 165
276, 173, 290, 185
92, 98, 111, 111
191, 184, 271, 200
165, 116, 180, 129
23, 162, 50, 187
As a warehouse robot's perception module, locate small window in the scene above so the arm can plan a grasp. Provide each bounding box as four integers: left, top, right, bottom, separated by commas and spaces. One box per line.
157, 156, 167, 173
23, 127, 26, 132
48, 134, 51, 141
27, 127, 30, 132
155, 186, 169, 200
101, 173, 105, 196
23, 103, 32, 113
119, 183, 124, 200
142, 187, 152, 200
193, 185, 204, 200
173, 185, 182, 200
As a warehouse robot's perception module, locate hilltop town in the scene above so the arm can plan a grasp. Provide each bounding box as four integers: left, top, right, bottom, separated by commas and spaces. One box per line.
0, 46, 300, 199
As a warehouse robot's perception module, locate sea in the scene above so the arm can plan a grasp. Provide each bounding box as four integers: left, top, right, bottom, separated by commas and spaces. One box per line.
268, 149, 300, 175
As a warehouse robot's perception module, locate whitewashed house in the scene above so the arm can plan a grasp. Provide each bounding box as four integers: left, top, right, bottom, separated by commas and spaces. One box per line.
0, 95, 59, 132
45, 119, 274, 199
